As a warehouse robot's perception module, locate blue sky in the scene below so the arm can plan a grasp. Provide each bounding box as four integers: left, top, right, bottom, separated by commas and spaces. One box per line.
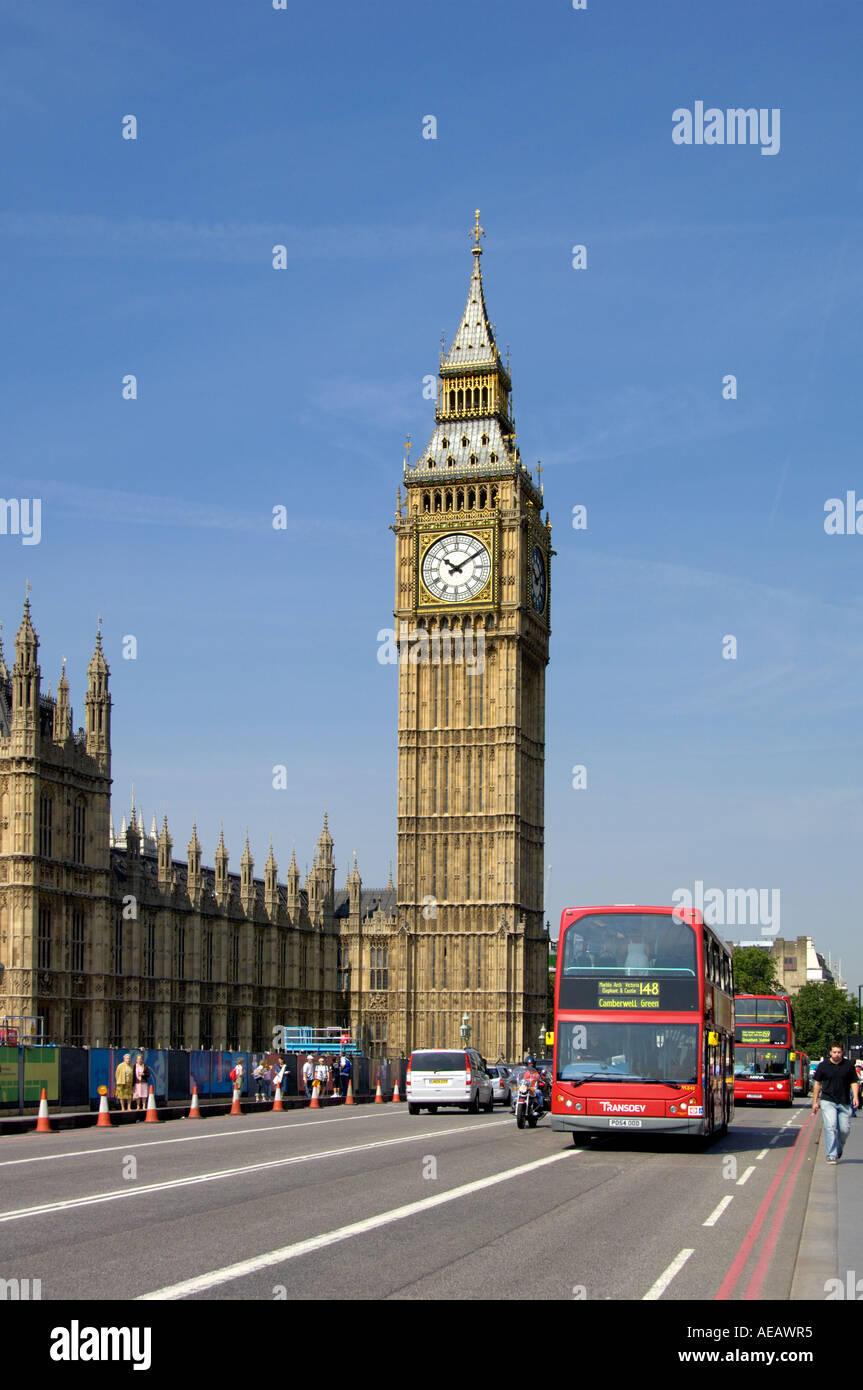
2, 2, 862, 985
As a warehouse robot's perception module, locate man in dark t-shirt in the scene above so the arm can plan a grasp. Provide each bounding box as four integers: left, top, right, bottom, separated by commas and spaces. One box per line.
812, 1044, 860, 1163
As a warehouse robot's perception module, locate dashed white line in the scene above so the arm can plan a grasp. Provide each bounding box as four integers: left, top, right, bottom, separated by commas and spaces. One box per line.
642, 1249, 695, 1301
0, 1121, 505, 1225
703, 1195, 734, 1226
137, 1147, 579, 1300
736, 1166, 755, 1186
756, 1148, 768, 1160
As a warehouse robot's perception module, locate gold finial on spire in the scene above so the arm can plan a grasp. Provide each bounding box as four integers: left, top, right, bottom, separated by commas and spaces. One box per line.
405, 433, 412, 460
472, 208, 485, 254
536, 459, 543, 495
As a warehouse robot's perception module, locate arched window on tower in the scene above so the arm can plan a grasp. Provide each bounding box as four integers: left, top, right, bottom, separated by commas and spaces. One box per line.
457, 389, 464, 412
445, 490, 453, 511
457, 488, 464, 510
479, 487, 487, 508
490, 486, 498, 507
482, 386, 488, 411
449, 390, 456, 413
434, 490, 442, 512
468, 488, 476, 510
423, 492, 431, 512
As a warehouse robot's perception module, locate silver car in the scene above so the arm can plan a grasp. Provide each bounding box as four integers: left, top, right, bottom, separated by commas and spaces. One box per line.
406, 1048, 495, 1114
486, 1065, 512, 1106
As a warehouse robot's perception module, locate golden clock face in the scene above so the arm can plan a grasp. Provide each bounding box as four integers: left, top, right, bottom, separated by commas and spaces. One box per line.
421, 532, 491, 602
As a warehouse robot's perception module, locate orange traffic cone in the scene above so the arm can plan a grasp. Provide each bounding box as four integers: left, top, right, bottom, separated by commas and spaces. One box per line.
35, 1088, 52, 1133
309, 1081, 321, 1109
374, 1079, 383, 1103
145, 1085, 160, 1123
392, 1077, 401, 1103
188, 1087, 202, 1120
272, 1086, 284, 1112
345, 1079, 355, 1106
230, 1085, 243, 1116
96, 1093, 113, 1127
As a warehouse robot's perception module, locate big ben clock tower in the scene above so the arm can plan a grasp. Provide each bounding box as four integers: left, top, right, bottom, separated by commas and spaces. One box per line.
392, 214, 551, 1061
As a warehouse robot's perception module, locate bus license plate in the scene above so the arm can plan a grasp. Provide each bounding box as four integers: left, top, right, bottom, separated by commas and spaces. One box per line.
609, 1118, 642, 1128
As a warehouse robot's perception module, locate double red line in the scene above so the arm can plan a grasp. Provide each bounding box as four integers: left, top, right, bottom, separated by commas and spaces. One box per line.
715, 1109, 817, 1301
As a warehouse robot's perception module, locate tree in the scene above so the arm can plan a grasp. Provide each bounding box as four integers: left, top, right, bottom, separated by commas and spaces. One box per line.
732, 946, 780, 996
792, 982, 857, 1060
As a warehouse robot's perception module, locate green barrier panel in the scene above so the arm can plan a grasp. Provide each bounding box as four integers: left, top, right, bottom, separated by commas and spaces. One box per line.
23, 1047, 60, 1104
0, 1046, 18, 1106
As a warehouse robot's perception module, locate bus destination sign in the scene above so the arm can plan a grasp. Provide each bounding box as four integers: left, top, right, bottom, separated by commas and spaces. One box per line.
735, 1026, 788, 1046
558, 976, 699, 1012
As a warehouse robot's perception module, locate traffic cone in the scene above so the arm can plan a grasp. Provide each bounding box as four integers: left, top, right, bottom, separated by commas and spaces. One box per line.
392, 1077, 401, 1102
309, 1081, 321, 1110
230, 1086, 243, 1116
96, 1093, 113, 1127
345, 1079, 355, 1105
272, 1086, 284, 1112
145, 1085, 160, 1122
374, 1079, 383, 1103
187, 1087, 202, 1120
35, 1088, 52, 1133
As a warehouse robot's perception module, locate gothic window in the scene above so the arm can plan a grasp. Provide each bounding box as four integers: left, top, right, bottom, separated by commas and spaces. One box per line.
141, 1007, 155, 1050
38, 795, 52, 858
370, 945, 389, 991
449, 389, 456, 411
69, 1007, 85, 1048
465, 938, 471, 988
226, 1008, 239, 1051
279, 935, 288, 988
109, 1007, 123, 1047
145, 923, 156, 978
171, 1007, 185, 1051
37, 906, 51, 970
479, 487, 487, 508
423, 492, 431, 512
200, 1007, 213, 1051
300, 938, 308, 989
445, 490, 453, 510
441, 437, 449, 449
442, 941, 447, 988
468, 488, 476, 509
477, 751, 483, 811
73, 801, 86, 863
368, 1016, 388, 1057
442, 836, 448, 896
490, 452, 497, 464
462, 435, 468, 448
490, 486, 498, 507
482, 388, 488, 410
175, 923, 186, 980
255, 931, 264, 986
476, 939, 482, 988
469, 454, 477, 465
114, 919, 123, 975
70, 909, 85, 973
457, 389, 463, 412
457, 488, 464, 510
481, 432, 489, 445
203, 926, 213, 982
434, 490, 442, 512
447, 456, 454, 467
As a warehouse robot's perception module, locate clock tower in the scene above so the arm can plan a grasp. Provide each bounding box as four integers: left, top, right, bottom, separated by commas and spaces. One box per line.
392, 214, 551, 1061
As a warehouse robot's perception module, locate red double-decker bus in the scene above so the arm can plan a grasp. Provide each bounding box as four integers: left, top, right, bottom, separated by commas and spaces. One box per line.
793, 1051, 810, 1097
733, 994, 795, 1107
551, 905, 734, 1141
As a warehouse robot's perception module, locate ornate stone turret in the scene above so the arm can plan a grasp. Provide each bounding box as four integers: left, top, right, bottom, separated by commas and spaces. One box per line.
348, 850, 362, 916
126, 806, 141, 861
157, 814, 173, 890
286, 847, 300, 914
214, 825, 229, 902
264, 840, 279, 917
11, 591, 40, 755
240, 833, 255, 914
53, 659, 71, 743
187, 820, 203, 904
85, 617, 111, 772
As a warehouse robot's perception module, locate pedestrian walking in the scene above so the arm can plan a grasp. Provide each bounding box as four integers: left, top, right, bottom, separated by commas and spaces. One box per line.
115, 1053, 134, 1111
272, 1056, 287, 1097
301, 1055, 314, 1099
229, 1057, 244, 1094
812, 1042, 861, 1163
338, 1053, 352, 1100
132, 1053, 150, 1112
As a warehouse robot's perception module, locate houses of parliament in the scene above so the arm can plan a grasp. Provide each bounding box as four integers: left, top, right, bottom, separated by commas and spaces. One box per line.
0, 219, 551, 1060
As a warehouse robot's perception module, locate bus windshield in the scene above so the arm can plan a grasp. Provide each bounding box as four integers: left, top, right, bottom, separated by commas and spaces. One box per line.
734, 1047, 791, 1079
560, 913, 697, 977
556, 1021, 699, 1085
734, 998, 789, 1024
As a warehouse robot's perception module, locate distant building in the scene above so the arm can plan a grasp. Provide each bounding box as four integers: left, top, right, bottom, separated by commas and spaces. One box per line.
732, 935, 845, 995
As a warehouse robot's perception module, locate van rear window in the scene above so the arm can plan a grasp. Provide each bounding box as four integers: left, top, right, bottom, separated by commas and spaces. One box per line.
411, 1051, 466, 1071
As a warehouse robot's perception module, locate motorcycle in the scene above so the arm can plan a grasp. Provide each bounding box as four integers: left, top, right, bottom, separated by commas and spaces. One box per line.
515, 1078, 546, 1129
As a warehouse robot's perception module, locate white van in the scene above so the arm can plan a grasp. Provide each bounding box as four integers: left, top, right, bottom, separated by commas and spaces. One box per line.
406, 1048, 494, 1114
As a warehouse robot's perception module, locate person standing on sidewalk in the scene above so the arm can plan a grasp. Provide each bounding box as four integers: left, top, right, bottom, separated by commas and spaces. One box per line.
812, 1042, 860, 1163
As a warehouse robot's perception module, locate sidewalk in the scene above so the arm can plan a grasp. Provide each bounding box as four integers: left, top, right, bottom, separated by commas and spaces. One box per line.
792, 1104, 863, 1300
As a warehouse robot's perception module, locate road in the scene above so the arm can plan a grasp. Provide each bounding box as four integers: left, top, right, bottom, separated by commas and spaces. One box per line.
0, 1098, 816, 1301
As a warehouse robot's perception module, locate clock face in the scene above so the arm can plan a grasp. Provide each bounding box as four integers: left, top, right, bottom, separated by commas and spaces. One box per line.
422, 533, 492, 603
531, 544, 547, 614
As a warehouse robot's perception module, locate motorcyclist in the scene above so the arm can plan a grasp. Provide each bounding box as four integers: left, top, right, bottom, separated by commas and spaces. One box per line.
537, 1066, 552, 1110
522, 1056, 544, 1109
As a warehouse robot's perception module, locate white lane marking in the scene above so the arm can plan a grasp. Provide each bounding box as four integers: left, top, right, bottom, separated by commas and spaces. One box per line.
642, 1249, 694, 1301
769, 1133, 782, 1144
783, 1116, 798, 1126
703, 1195, 734, 1226
0, 1108, 452, 1168
756, 1148, 768, 1160
137, 1147, 578, 1300
736, 1166, 755, 1186
0, 1121, 506, 1225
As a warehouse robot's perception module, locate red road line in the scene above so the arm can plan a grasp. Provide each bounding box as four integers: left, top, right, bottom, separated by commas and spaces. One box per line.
743, 1110, 817, 1301
714, 1111, 815, 1301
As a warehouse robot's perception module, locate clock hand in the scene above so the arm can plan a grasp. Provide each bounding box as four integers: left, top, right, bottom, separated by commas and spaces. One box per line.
446, 553, 474, 575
